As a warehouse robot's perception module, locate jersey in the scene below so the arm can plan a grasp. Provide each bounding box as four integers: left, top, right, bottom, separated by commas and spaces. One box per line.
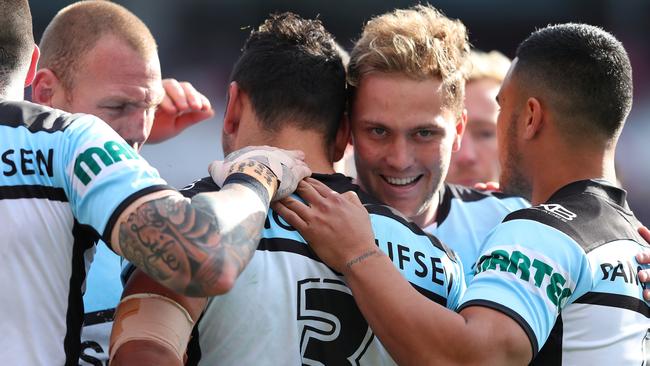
79, 241, 122, 365
424, 183, 529, 284
0, 100, 169, 365
458, 180, 650, 365
180, 173, 464, 366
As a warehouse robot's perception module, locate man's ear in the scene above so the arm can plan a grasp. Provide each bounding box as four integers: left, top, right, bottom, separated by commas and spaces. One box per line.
333, 113, 351, 162
523, 97, 543, 140
452, 109, 467, 152
31, 67, 64, 107
24, 45, 40, 88
223, 81, 243, 137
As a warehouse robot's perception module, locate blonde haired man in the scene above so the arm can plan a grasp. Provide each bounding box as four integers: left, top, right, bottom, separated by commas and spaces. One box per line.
447, 50, 511, 186
345, 5, 527, 285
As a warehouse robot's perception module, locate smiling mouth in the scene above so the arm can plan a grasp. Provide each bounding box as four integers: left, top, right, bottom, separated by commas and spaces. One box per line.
381, 175, 423, 187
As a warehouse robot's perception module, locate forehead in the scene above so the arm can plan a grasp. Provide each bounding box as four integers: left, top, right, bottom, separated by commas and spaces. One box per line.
466, 78, 501, 123
351, 73, 455, 129
73, 35, 163, 103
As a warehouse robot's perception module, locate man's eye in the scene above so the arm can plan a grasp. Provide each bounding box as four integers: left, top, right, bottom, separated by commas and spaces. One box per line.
473, 129, 496, 140
370, 127, 386, 136
416, 130, 434, 138
104, 105, 127, 111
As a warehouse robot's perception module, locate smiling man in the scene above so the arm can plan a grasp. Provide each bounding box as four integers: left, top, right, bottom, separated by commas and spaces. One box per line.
347, 5, 528, 283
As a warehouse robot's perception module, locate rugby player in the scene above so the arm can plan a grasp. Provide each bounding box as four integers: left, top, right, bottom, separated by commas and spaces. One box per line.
30, 2, 215, 363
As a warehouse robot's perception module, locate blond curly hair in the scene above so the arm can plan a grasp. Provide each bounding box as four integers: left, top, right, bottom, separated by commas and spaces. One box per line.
348, 4, 470, 115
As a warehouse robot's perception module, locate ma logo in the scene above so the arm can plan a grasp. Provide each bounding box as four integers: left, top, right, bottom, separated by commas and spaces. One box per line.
539, 204, 576, 221
74, 141, 139, 185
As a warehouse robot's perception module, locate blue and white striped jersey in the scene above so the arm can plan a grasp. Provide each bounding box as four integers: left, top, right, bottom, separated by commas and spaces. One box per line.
459, 180, 650, 365
0, 100, 168, 365
424, 183, 529, 284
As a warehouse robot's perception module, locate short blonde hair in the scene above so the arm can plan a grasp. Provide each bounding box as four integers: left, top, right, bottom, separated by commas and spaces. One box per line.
467, 50, 511, 83
348, 4, 470, 115
39, 0, 157, 91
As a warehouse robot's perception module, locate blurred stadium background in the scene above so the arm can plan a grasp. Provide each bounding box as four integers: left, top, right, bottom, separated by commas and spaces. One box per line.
30, 0, 650, 223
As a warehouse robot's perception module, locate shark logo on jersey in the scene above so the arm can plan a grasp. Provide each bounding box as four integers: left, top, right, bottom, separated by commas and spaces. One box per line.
73, 141, 139, 185
539, 204, 577, 222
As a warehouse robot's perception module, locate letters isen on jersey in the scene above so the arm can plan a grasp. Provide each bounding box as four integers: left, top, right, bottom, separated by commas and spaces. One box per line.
1, 148, 53, 177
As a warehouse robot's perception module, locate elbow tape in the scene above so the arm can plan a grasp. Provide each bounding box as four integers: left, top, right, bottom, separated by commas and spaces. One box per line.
109, 293, 195, 362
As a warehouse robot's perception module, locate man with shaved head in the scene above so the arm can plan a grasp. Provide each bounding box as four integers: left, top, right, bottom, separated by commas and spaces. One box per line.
29, 1, 214, 363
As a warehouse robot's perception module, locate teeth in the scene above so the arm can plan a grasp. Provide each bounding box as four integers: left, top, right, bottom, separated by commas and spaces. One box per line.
384, 176, 418, 186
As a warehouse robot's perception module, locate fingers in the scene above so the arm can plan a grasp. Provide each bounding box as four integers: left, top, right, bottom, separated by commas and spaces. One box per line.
473, 181, 501, 192
295, 180, 327, 204
636, 251, 650, 265
304, 177, 337, 198
162, 79, 189, 110
272, 197, 310, 230
639, 226, 650, 244
341, 190, 362, 206
158, 93, 177, 114
162, 78, 213, 113
638, 268, 650, 283
292, 163, 312, 182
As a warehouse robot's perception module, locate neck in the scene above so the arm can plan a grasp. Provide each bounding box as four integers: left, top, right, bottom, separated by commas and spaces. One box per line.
411, 203, 439, 228
0, 82, 25, 102
530, 145, 616, 205
265, 127, 335, 174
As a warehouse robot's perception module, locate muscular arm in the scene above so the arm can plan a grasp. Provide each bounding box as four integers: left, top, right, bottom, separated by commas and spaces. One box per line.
111, 158, 279, 297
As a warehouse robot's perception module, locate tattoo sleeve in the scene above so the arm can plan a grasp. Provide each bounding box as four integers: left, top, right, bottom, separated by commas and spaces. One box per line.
118, 189, 268, 297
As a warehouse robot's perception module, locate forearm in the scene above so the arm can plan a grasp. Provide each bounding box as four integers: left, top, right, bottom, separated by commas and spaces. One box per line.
115, 177, 271, 297
111, 340, 183, 366
343, 250, 528, 366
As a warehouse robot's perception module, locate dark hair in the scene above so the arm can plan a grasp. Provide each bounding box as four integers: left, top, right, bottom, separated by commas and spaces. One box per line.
515, 23, 633, 140
0, 0, 33, 93
230, 12, 346, 145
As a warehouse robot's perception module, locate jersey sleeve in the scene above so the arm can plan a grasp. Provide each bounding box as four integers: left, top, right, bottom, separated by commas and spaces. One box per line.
457, 218, 589, 357
58, 114, 171, 242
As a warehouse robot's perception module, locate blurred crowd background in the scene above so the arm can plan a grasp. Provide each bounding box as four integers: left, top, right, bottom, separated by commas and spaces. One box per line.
30, 0, 650, 222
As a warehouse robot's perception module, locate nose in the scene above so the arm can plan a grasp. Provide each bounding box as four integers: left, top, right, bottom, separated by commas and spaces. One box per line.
453, 134, 477, 166
126, 109, 154, 151
384, 136, 413, 170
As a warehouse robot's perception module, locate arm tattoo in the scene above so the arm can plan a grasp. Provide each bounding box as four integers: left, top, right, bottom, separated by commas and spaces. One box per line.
346, 249, 382, 270
119, 194, 266, 296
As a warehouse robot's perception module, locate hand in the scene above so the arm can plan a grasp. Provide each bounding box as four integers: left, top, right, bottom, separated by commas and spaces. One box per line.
272, 177, 377, 273
209, 146, 311, 200
147, 79, 215, 143
636, 226, 650, 301
474, 181, 500, 192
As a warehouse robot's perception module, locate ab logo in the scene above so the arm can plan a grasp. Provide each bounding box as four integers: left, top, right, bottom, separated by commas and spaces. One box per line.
539, 204, 577, 222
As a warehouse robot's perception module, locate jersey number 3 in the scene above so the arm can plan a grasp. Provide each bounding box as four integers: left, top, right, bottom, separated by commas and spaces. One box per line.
297, 278, 375, 366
